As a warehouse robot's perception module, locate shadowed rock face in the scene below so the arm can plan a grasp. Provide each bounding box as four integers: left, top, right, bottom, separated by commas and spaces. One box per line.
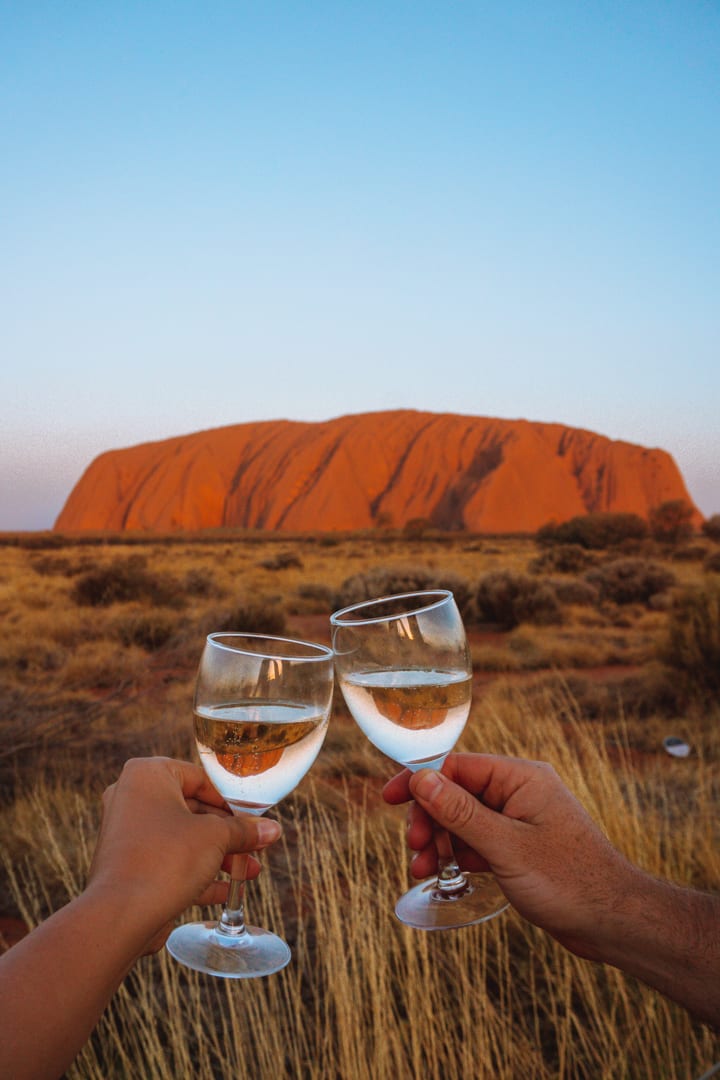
54, 410, 701, 533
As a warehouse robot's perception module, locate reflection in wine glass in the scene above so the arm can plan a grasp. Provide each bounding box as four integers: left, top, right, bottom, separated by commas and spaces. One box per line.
331, 590, 509, 931
166, 633, 334, 977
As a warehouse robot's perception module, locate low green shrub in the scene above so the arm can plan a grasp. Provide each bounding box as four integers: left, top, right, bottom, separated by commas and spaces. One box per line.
648, 499, 695, 544
701, 514, 720, 543
183, 567, 222, 597
670, 544, 709, 562
528, 544, 595, 574
475, 570, 561, 629
334, 566, 473, 620
585, 558, 675, 605
209, 598, 287, 636
71, 556, 182, 608
549, 578, 599, 606
30, 555, 77, 576
657, 581, 720, 703
536, 512, 649, 550
259, 551, 304, 571
704, 551, 720, 574
113, 611, 176, 651
290, 582, 335, 615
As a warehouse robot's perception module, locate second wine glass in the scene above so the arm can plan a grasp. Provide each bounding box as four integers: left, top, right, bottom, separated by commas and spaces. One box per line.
331, 590, 509, 931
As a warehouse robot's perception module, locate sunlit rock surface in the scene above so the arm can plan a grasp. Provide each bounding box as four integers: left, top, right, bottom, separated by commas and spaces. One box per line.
54, 410, 700, 533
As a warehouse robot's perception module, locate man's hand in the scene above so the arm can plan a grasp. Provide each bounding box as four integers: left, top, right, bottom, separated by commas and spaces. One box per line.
384, 753, 634, 959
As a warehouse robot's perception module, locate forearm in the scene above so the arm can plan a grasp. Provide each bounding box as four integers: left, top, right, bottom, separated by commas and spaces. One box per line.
0, 887, 153, 1080
589, 866, 720, 1028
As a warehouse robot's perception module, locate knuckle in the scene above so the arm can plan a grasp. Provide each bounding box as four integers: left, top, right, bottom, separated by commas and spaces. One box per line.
441, 788, 477, 831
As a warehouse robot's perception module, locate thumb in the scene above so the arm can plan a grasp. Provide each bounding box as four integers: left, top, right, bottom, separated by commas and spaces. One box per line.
224, 814, 282, 855
410, 769, 508, 863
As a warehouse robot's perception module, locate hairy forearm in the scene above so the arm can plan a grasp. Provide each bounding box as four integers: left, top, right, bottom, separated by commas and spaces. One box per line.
0, 887, 152, 1080
590, 866, 720, 1028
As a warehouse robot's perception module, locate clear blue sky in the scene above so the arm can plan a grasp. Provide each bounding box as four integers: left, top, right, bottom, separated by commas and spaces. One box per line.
2, 0, 718, 529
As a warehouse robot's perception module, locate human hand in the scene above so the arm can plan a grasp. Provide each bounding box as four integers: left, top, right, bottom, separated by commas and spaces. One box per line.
383, 753, 634, 959
87, 757, 282, 955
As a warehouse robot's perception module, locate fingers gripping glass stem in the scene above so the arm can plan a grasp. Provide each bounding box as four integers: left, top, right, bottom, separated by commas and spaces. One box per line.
216, 854, 249, 937
433, 828, 469, 897
331, 590, 508, 931
166, 634, 334, 978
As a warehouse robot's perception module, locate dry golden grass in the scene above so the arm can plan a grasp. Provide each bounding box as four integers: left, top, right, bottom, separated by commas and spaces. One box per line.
0, 531, 718, 1077
2, 691, 717, 1079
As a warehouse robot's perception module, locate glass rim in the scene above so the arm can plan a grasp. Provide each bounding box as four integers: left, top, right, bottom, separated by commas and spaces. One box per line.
206, 632, 333, 662
330, 589, 454, 627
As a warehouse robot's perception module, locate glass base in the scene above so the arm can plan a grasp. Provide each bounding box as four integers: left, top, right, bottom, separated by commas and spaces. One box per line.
395, 872, 510, 931
166, 921, 291, 978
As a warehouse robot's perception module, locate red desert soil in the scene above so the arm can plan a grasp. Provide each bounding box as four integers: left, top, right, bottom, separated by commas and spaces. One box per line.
55, 410, 700, 533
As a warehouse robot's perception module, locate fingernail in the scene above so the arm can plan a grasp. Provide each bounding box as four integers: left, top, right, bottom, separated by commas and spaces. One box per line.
412, 769, 444, 801
256, 819, 282, 844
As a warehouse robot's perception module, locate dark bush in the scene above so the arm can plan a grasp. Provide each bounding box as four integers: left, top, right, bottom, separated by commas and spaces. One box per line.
549, 578, 600, 606
585, 558, 676, 605
563, 668, 680, 722
114, 611, 176, 651
334, 566, 473, 621
475, 570, 561, 629
528, 544, 595, 574
657, 581, 720, 704
670, 544, 709, 562
704, 550, 720, 574
30, 555, 75, 576
210, 598, 287, 636
183, 567, 222, 597
290, 582, 335, 615
648, 499, 695, 544
537, 513, 649, 550
701, 514, 720, 543
71, 556, 182, 607
259, 551, 304, 571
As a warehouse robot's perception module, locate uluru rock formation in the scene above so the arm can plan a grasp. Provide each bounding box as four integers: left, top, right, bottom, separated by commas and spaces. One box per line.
54, 411, 701, 533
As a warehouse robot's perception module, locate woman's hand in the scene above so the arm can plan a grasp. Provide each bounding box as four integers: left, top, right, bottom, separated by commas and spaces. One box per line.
88, 757, 282, 953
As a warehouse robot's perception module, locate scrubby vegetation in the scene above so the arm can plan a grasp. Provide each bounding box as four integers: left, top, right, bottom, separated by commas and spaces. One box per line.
536, 511, 649, 549
701, 513, 720, 543
648, 499, 695, 544
584, 557, 676, 606
334, 564, 474, 620
475, 569, 561, 629
0, 526, 718, 1079
658, 580, 720, 705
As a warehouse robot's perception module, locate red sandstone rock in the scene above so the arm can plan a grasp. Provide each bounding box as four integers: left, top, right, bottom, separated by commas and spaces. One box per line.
54, 411, 701, 533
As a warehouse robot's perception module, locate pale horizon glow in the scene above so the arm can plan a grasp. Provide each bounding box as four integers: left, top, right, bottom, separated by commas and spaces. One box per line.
1, 1, 718, 529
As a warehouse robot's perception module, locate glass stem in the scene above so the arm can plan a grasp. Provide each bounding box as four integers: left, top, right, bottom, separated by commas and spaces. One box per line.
216, 853, 249, 938
433, 827, 468, 895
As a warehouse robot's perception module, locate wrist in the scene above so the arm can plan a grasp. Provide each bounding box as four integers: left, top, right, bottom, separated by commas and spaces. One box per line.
567, 865, 720, 1027
80, 876, 170, 957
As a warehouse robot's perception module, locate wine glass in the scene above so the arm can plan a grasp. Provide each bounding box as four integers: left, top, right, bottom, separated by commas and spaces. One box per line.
330, 590, 509, 931
166, 633, 334, 977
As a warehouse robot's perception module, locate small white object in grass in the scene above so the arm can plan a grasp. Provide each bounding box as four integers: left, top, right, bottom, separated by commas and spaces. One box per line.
663, 736, 691, 758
